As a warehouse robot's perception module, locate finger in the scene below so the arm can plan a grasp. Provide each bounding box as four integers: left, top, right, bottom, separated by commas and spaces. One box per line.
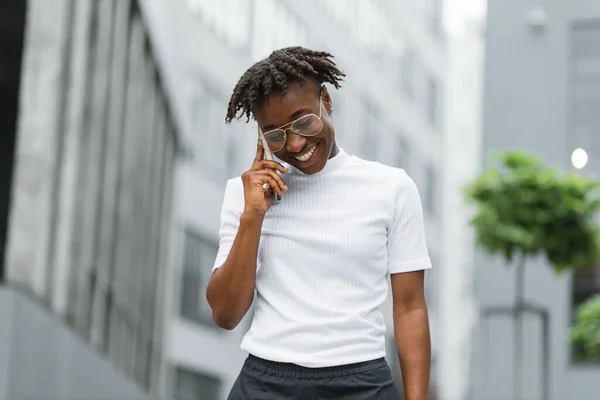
254, 160, 289, 174
254, 170, 286, 196
264, 178, 283, 197
263, 184, 274, 200
257, 178, 277, 197
256, 170, 287, 194
253, 139, 264, 164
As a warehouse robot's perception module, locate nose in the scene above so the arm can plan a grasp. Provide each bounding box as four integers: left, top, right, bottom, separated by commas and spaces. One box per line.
285, 130, 307, 153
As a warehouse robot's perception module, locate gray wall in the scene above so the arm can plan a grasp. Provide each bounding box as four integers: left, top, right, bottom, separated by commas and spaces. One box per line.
0, 285, 149, 400
476, 0, 600, 399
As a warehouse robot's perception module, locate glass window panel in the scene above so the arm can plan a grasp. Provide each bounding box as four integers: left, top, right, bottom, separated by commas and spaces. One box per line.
427, 75, 439, 126
570, 21, 600, 364
424, 165, 437, 216
188, 81, 229, 179
188, 0, 251, 49
396, 134, 412, 173
180, 231, 218, 324
361, 98, 379, 160
571, 22, 600, 173
400, 44, 415, 99
314, 0, 403, 57
251, 0, 307, 61
430, 0, 443, 36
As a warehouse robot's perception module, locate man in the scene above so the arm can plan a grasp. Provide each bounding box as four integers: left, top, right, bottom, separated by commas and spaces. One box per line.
206, 46, 431, 399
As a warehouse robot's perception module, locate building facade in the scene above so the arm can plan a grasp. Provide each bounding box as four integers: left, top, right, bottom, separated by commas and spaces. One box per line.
1, 0, 180, 399
142, 0, 447, 399
475, 0, 600, 399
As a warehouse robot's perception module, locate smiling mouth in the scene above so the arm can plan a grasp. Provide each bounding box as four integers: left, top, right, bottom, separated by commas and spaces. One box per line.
294, 142, 318, 162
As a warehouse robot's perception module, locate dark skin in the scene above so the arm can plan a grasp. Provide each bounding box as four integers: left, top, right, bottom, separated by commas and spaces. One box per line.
392, 270, 431, 400
253, 80, 339, 175
206, 79, 431, 400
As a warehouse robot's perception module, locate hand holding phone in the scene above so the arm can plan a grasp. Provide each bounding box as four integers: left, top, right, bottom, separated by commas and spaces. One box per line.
240, 138, 287, 216
259, 133, 282, 202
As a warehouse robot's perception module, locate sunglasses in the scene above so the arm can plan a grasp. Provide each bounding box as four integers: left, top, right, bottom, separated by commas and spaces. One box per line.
258, 91, 324, 153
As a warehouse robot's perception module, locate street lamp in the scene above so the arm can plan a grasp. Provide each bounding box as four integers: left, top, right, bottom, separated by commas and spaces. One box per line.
571, 148, 588, 170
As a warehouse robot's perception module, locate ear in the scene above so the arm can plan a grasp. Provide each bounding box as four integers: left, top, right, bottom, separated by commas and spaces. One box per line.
321, 85, 333, 116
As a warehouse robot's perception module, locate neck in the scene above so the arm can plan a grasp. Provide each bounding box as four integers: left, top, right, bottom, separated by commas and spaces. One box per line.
329, 143, 340, 159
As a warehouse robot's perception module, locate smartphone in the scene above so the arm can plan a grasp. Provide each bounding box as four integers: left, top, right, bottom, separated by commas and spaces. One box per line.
259, 132, 282, 202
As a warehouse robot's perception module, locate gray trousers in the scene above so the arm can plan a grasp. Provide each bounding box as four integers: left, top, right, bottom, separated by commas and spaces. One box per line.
227, 354, 403, 399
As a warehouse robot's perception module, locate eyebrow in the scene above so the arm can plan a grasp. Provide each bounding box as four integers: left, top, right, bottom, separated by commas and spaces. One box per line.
262, 107, 310, 131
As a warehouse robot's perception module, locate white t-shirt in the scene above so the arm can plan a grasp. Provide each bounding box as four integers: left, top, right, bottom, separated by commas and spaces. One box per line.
213, 148, 432, 367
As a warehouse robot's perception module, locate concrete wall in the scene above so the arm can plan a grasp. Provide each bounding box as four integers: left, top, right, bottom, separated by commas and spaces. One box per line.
0, 285, 149, 400
475, 1, 600, 399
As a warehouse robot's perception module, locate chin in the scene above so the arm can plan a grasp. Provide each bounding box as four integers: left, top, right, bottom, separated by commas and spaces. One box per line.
288, 140, 328, 175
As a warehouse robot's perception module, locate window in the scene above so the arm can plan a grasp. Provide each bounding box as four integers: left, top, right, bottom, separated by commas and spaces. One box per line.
569, 21, 600, 363
572, 265, 600, 307
188, 80, 229, 180
251, 0, 308, 61
571, 21, 600, 173
180, 231, 218, 325
395, 134, 412, 173
400, 45, 415, 99
174, 367, 221, 400
571, 263, 600, 362
423, 165, 437, 216
313, 0, 405, 58
426, 75, 439, 126
226, 132, 239, 178
188, 0, 252, 50
361, 98, 380, 160
429, 0, 443, 37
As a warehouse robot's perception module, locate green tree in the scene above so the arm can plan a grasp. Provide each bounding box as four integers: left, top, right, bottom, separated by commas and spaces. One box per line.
570, 294, 600, 362
463, 151, 600, 399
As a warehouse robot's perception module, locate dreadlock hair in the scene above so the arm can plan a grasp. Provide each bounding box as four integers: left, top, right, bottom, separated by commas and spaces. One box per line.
226, 46, 346, 124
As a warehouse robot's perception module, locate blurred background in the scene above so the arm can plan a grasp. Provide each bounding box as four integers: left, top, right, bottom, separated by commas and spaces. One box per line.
0, 0, 599, 399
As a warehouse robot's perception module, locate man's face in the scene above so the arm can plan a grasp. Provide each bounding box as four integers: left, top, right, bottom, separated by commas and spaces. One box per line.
254, 81, 336, 175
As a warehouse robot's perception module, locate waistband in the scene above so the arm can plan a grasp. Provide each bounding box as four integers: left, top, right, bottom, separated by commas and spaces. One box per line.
244, 354, 388, 379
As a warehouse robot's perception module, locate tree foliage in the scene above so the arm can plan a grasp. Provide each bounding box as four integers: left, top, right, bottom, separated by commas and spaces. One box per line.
463, 151, 600, 273
570, 294, 600, 361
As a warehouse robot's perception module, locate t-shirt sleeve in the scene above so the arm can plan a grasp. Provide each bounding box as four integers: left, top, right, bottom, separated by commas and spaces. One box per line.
212, 178, 244, 271
387, 170, 432, 274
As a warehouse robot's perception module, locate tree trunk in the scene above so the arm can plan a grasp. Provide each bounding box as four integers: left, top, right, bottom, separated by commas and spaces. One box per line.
514, 254, 526, 400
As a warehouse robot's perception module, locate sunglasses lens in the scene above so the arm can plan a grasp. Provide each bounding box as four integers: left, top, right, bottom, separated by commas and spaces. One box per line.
291, 114, 323, 137
263, 129, 286, 152
262, 115, 323, 152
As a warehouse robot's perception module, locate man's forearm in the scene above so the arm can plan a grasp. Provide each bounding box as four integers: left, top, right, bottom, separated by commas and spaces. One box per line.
394, 307, 431, 400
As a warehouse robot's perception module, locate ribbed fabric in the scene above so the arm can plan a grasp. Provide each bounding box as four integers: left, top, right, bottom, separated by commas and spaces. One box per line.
213, 149, 432, 368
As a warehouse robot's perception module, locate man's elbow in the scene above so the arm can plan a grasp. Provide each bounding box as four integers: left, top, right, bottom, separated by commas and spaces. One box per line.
212, 312, 241, 330
207, 293, 243, 330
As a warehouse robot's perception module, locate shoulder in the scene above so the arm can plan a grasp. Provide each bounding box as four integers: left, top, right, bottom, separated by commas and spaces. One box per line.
225, 176, 243, 191
221, 177, 244, 207
346, 154, 411, 187
345, 155, 420, 208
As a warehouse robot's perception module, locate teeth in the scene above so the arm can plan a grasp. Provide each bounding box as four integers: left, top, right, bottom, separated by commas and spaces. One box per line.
294, 144, 317, 162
